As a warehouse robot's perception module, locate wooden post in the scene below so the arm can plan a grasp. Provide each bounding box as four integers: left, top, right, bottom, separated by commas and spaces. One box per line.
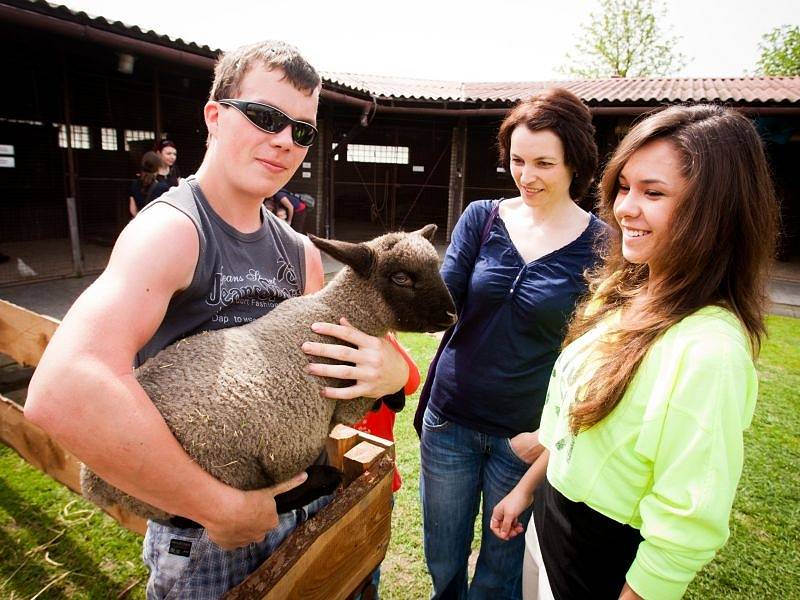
343, 441, 385, 484
225, 456, 394, 600
154, 67, 162, 143
447, 119, 468, 242
61, 57, 77, 204
0, 392, 148, 534
325, 118, 336, 239
326, 423, 394, 472
0, 300, 59, 367
326, 423, 361, 471
390, 126, 399, 229
0, 300, 146, 534
0, 394, 81, 493
66, 196, 83, 277
313, 117, 327, 237
0, 300, 396, 597
62, 56, 83, 276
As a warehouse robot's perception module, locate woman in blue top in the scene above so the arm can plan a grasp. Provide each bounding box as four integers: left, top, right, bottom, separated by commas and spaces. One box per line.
420, 88, 606, 599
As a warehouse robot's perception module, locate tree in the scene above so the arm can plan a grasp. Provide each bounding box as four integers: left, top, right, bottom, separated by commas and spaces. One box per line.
562, 0, 687, 78
757, 25, 800, 76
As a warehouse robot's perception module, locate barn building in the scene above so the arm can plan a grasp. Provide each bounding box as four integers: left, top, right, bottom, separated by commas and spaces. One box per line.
1, 0, 798, 285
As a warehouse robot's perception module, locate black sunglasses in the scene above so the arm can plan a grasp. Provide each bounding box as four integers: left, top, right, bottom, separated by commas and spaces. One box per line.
218, 99, 318, 147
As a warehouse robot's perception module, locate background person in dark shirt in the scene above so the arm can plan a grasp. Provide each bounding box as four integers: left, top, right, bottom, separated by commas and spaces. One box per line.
265, 189, 294, 221
263, 195, 291, 222
129, 151, 171, 217
273, 187, 308, 232
155, 139, 181, 187
418, 88, 604, 599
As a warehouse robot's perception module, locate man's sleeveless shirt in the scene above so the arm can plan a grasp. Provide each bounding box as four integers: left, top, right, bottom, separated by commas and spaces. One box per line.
135, 177, 306, 367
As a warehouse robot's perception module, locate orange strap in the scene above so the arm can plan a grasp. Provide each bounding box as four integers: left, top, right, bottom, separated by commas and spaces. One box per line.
386, 333, 421, 396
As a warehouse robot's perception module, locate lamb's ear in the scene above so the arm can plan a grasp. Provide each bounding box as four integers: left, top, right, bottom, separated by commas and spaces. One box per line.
411, 224, 437, 242
308, 235, 374, 277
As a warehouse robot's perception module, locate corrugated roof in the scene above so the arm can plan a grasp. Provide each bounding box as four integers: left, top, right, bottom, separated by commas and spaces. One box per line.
323, 73, 800, 105
322, 73, 466, 101
3, 0, 220, 58
6, 1, 800, 107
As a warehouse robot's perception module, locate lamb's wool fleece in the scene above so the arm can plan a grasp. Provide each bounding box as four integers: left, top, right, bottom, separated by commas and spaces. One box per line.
81, 225, 456, 520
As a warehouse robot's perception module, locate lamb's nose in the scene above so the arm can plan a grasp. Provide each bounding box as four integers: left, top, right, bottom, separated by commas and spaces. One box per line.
447, 311, 457, 325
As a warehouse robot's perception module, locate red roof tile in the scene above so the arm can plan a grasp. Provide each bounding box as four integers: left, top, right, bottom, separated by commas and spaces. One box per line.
322, 73, 465, 101
323, 73, 800, 105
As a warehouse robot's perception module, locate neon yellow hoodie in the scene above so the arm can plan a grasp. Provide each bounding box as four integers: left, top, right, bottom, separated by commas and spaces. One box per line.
539, 306, 757, 599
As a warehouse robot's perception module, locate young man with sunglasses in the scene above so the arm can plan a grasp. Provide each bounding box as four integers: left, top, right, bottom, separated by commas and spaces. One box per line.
26, 41, 410, 598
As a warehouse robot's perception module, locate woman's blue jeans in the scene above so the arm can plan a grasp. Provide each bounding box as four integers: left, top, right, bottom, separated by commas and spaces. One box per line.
420, 406, 533, 600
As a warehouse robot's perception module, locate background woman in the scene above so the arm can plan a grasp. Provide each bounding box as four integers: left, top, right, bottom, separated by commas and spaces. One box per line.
155, 139, 180, 187
419, 88, 606, 599
129, 151, 171, 217
491, 104, 779, 600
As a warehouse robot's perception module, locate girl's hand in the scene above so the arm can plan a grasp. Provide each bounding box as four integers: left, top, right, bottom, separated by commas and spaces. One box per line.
490, 488, 533, 541
509, 430, 544, 464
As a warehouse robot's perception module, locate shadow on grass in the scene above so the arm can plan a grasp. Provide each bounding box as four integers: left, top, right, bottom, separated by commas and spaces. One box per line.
0, 470, 140, 598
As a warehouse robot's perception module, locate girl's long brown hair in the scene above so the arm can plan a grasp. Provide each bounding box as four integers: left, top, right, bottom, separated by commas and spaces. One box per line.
566, 104, 779, 433
138, 151, 162, 192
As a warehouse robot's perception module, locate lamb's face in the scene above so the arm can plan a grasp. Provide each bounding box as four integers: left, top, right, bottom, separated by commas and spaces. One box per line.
368, 230, 457, 333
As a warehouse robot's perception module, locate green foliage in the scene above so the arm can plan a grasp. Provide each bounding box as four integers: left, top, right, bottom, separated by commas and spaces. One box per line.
562, 0, 688, 78
1, 319, 798, 598
757, 25, 800, 76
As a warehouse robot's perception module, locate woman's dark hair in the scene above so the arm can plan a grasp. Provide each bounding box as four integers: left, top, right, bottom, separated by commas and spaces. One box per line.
565, 104, 779, 433
497, 88, 598, 201
138, 151, 163, 191
155, 139, 176, 152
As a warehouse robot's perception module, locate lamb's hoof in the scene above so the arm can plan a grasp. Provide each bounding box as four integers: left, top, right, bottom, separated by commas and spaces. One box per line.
274, 465, 342, 513
376, 389, 405, 413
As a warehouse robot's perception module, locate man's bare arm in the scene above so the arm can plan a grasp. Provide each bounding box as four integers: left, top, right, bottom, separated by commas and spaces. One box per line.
279, 196, 294, 223
25, 204, 303, 549
302, 235, 324, 295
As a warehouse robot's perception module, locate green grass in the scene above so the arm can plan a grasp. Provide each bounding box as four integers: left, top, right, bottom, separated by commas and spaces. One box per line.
0, 448, 145, 599
1, 318, 798, 598
683, 316, 800, 599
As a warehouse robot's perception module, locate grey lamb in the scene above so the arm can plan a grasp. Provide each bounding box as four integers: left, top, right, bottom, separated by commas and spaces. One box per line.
81, 224, 456, 520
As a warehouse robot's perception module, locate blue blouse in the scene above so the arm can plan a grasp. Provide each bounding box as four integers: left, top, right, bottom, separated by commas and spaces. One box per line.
429, 199, 607, 438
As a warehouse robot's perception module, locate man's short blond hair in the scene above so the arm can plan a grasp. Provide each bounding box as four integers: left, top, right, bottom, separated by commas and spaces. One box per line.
209, 40, 321, 101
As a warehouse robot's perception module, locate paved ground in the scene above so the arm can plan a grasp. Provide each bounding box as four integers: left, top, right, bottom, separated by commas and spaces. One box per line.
0, 255, 343, 320
0, 244, 450, 319
0, 274, 101, 319
769, 278, 800, 318
0, 251, 796, 321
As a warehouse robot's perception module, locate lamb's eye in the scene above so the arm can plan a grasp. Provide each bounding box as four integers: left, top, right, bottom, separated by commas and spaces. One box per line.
390, 272, 413, 287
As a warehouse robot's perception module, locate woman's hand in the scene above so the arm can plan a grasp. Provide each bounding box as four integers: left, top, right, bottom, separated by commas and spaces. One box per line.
302, 318, 408, 399
490, 487, 533, 541
509, 430, 544, 464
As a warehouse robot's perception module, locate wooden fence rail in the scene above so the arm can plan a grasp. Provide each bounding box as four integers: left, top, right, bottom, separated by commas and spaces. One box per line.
0, 299, 393, 599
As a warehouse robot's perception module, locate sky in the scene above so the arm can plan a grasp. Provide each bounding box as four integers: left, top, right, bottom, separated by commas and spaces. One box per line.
57, 0, 798, 81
